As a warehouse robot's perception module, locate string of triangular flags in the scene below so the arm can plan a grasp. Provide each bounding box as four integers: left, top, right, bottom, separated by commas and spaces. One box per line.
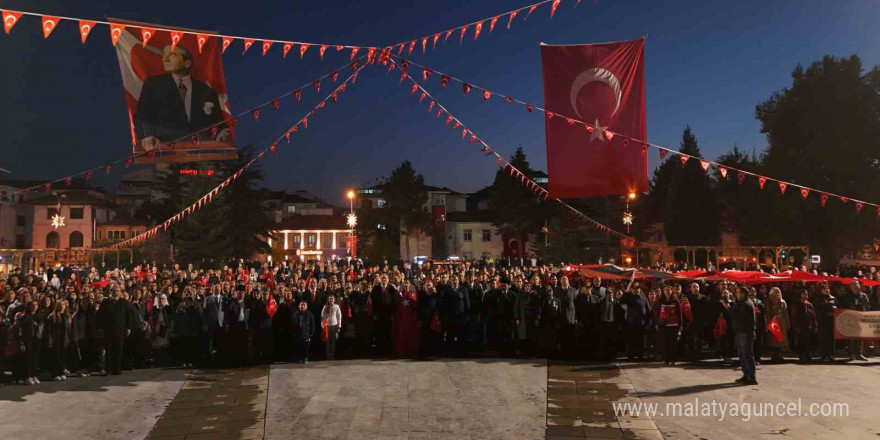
390, 54, 880, 219
382, 0, 579, 57
390, 61, 659, 249
5, 57, 366, 198
97, 63, 370, 251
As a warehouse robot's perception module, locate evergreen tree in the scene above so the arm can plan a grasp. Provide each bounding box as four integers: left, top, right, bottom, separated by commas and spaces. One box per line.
382, 160, 432, 260
489, 147, 552, 241
219, 147, 274, 259
172, 171, 232, 265
661, 127, 720, 246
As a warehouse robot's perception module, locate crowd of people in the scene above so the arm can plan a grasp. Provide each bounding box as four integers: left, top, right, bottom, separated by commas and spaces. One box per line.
1, 258, 878, 387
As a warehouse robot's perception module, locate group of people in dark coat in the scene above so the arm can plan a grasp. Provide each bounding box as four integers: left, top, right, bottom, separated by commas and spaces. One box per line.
1, 258, 878, 388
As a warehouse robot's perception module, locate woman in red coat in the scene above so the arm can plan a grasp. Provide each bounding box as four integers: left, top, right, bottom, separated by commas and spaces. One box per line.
392, 280, 419, 358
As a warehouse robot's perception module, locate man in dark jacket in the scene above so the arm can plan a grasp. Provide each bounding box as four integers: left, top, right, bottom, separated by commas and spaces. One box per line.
370, 274, 397, 355
97, 289, 132, 375
620, 278, 651, 361
726, 286, 757, 385
837, 281, 870, 361
813, 284, 837, 362
555, 276, 578, 359
291, 300, 315, 363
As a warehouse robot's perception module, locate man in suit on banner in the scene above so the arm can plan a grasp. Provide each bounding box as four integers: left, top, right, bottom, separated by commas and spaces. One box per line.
134, 44, 231, 151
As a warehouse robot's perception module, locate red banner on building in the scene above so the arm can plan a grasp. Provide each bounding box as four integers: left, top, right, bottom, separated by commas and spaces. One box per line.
112, 19, 237, 163
541, 38, 647, 198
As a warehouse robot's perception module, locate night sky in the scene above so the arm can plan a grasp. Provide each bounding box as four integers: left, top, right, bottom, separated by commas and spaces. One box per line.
1, 0, 878, 205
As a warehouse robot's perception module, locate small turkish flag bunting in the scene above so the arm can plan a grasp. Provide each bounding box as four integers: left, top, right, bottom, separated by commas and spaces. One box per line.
659, 149, 667, 162
459, 25, 469, 44
222, 37, 233, 54
3, 10, 22, 34
463, 83, 472, 95
423, 68, 431, 81
462, 129, 468, 140
419, 92, 427, 103
526, 104, 535, 112
820, 193, 828, 207
411, 84, 418, 95
350, 47, 359, 60
856, 202, 864, 214
302, 116, 308, 129
700, 160, 710, 172
445, 29, 454, 43
320, 45, 328, 59
474, 21, 484, 40
270, 143, 277, 154
737, 171, 746, 185
105, 164, 112, 175
445, 115, 453, 125
399, 72, 407, 83
261, 41, 273, 56
312, 79, 321, 93
65, 177, 71, 186
41, 16, 59, 39
331, 71, 339, 82
429, 100, 435, 112
125, 157, 133, 167
79, 20, 96, 43
251, 108, 260, 121
196, 34, 209, 53
273, 99, 280, 110
300, 43, 310, 58
758, 177, 767, 189
293, 89, 302, 102
527, 5, 539, 19
433, 33, 441, 50
490, 16, 500, 32
441, 75, 450, 88
839, 196, 849, 203
141, 28, 156, 47
408, 40, 415, 55
505, 96, 514, 103
110, 23, 125, 46
453, 122, 461, 130
45, 183, 51, 192
680, 155, 689, 167
483, 90, 491, 101
421, 36, 428, 53
242, 39, 254, 54
170, 31, 184, 51
507, 10, 519, 29
719, 167, 728, 178
282, 42, 293, 58
469, 134, 477, 144
778, 181, 787, 194
800, 188, 809, 200
551, 0, 562, 17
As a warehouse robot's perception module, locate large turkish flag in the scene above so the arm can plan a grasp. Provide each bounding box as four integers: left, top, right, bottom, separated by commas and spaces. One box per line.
541, 38, 647, 198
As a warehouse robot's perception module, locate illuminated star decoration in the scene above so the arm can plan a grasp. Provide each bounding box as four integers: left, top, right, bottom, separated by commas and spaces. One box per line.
51, 213, 66, 229
622, 211, 633, 226
346, 213, 358, 229
591, 119, 608, 142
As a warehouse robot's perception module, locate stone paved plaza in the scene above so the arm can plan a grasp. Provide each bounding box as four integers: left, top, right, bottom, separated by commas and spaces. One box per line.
2, 358, 880, 440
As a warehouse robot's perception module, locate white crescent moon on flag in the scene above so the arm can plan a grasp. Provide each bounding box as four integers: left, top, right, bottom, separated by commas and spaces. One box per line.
570, 67, 622, 119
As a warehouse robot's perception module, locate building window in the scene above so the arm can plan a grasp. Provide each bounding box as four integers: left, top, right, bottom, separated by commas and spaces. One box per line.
16, 215, 25, 227
286, 205, 296, 213
463, 229, 472, 242
306, 233, 317, 249
482, 229, 491, 242
70, 207, 84, 219
377, 199, 387, 208
46, 231, 60, 248
431, 194, 446, 206
15, 234, 25, 248
69, 231, 84, 248
293, 234, 302, 246
47, 207, 58, 219
321, 233, 333, 248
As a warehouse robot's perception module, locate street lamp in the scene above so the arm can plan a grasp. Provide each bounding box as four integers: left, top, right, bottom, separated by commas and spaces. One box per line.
623, 191, 636, 233
346, 190, 357, 257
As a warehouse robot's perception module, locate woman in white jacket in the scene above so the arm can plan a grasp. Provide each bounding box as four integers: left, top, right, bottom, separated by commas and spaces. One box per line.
321, 295, 342, 360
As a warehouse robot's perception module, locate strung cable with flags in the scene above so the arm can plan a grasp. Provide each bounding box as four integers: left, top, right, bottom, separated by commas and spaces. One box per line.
95, 63, 370, 251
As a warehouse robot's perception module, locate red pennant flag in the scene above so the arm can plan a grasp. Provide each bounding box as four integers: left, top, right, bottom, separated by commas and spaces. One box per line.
41, 16, 60, 39
719, 167, 728, 178
421, 36, 428, 53
469, 134, 477, 144
65, 177, 72, 187
507, 10, 519, 29
505, 96, 514, 104
45, 183, 51, 192
820, 193, 829, 207
367, 47, 376, 64
300, 43, 310, 59
758, 177, 767, 189
331, 71, 339, 82
270, 143, 277, 154
496, 157, 504, 164
408, 40, 416, 55
444, 29, 454, 43
410, 84, 418, 95
350, 47, 359, 60
700, 160, 710, 172
293, 89, 302, 102
429, 100, 435, 112
170, 31, 184, 51
141, 28, 156, 47
778, 181, 787, 194
525, 104, 535, 112
459, 25, 469, 43
312, 79, 321, 93
195, 34, 209, 53
453, 122, 461, 130
419, 92, 427, 103
737, 171, 746, 185
541, 38, 647, 198
320, 44, 328, 59
251, 108, 260, 121
282, 42, 293, 58
285, 131, 291, 143
474, 21, 484, 40
462, 129, 468, 140
221, 37, 233, 54
422, 68, 431, 81
566, 118, 575, 126
79, 20, 96, 43
490, 16, 500, 32
433, 33, 441, 49
437, 108, 444, 118
483, 90, 491, 101
856, 202, 864, 214
445, 115, 453, 125
441, 75, 450, 88
331, 92, 338, 103
261, 40, 273, 56
527, 5, 539, 19
335, 44, 344, 52
839, 196, 849, 204
680, 155, 689, 167
105, 164, 112, 175
463, 83, 472, 95
400, 60, 409, 71
242, 38, 254, 54
125, 157, 133, 167
3, 10, 22, 34
800, 188, 809, 200
551, 0, 562, 17
110, 23, 125, 46
399, 72, 407, 83
659, 149, 668, 162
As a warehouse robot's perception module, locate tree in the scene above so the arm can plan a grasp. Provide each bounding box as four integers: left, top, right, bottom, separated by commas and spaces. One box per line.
489, 147, 553, 249
713, 146, 764, 243
752, 55, 880, 265
379, 161, 432, 261
219, 146, 274, 259
659, 127, 720, 246
171, 170, 232, 264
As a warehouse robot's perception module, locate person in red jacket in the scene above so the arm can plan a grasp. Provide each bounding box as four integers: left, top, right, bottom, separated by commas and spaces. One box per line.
654, 284, 682, 365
